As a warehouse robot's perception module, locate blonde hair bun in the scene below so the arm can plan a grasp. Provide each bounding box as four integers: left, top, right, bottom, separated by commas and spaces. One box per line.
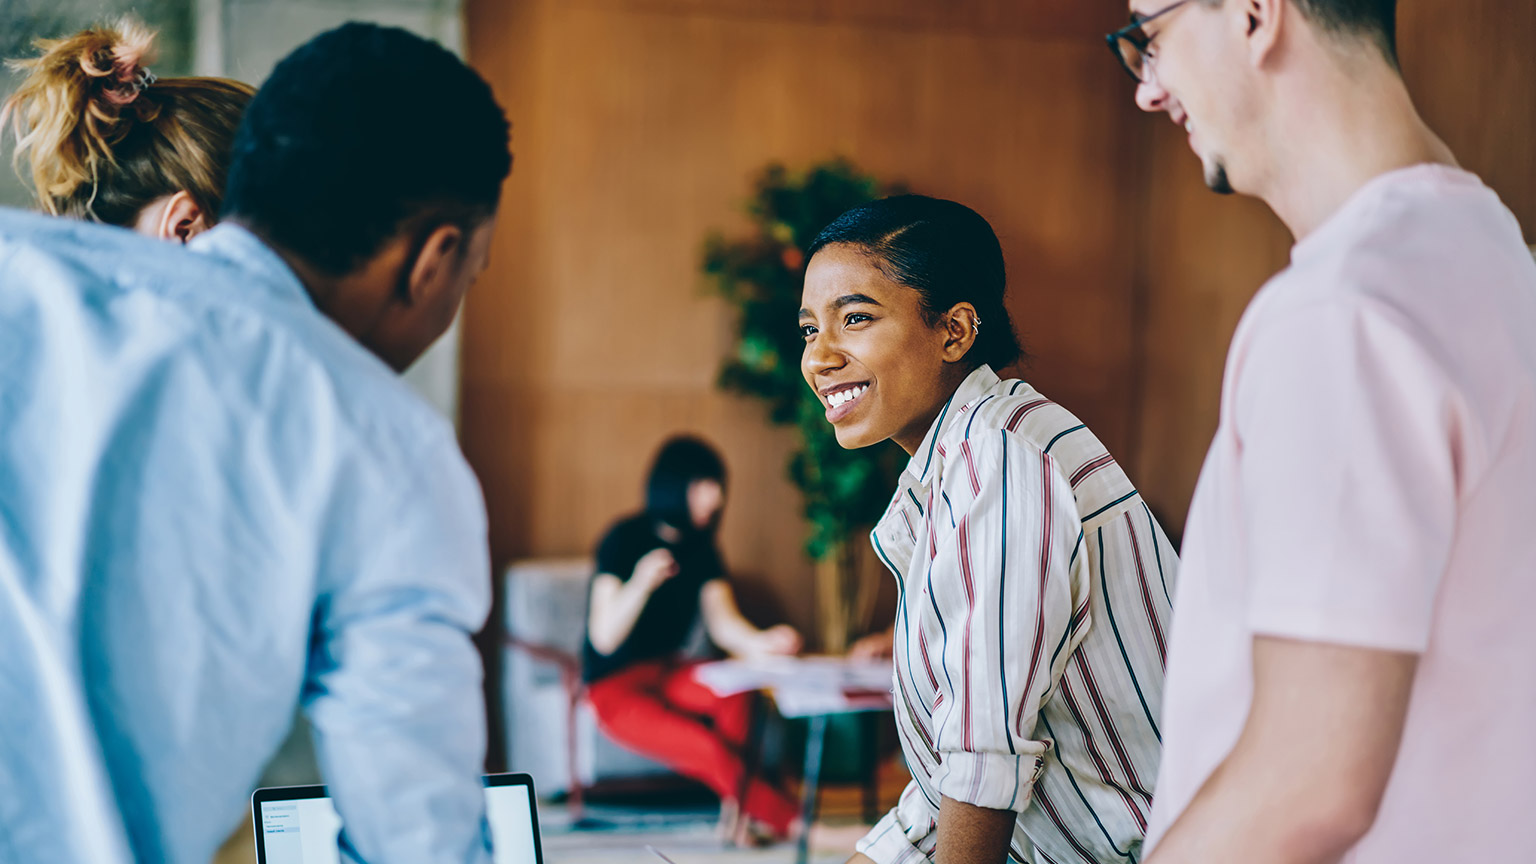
2, 18, 254, 227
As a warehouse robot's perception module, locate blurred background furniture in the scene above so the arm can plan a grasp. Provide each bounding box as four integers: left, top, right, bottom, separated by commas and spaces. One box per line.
500, 557, 679, 816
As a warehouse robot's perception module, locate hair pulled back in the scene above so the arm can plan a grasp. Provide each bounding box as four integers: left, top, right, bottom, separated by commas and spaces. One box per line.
807, 194, 1025, 371
1, 17, 254, 226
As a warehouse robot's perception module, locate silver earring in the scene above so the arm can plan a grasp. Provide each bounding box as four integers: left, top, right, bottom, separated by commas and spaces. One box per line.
972, 316, 981, 335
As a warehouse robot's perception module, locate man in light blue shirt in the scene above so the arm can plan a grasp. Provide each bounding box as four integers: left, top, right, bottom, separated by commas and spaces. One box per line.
0, 23, 512, 864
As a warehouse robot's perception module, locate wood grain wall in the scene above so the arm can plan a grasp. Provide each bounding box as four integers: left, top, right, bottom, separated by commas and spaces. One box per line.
461, 0, 1535, 636
460, 0, 1148, 639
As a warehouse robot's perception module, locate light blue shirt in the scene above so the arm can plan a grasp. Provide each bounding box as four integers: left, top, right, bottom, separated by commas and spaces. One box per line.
0, 210, 493, 864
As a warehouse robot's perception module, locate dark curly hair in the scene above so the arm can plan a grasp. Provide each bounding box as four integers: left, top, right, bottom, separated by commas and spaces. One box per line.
222, 22, 512, 275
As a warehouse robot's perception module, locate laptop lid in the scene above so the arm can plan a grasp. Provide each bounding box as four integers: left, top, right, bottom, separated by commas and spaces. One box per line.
251, 772, 543, 864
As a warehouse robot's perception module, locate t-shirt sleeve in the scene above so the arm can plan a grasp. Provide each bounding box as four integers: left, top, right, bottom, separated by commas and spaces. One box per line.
1235, 296, 1463, 653
594, 520, 642, 583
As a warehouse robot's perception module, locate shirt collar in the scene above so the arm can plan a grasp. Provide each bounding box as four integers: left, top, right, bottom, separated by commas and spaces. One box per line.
904, 364, 1001, 485
189, 223, 315, 311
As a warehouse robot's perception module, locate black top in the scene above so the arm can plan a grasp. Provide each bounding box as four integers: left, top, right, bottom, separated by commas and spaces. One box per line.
581, 513, 725, 683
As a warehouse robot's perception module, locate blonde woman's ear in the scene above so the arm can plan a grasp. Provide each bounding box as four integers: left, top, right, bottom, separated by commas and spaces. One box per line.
136, 191, 208, 244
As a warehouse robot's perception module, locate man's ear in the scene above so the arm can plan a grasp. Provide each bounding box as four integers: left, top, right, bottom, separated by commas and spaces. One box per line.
1245, 0, 1286, 68
401, 224, 466, 306
940, 302, 980, 363
157, 191, 210, 244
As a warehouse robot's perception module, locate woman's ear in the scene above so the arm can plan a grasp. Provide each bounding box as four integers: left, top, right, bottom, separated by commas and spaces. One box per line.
150, 190, 210, 244
940, 302, 981, 363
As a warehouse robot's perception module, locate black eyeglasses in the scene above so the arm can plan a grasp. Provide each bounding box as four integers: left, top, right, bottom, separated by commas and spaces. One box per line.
1106, 0, 1191, 83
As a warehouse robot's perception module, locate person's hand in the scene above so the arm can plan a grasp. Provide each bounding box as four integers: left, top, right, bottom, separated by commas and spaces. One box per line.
848, 628, 895, 660
632, 548, 678, 592
752, 624, 802, 657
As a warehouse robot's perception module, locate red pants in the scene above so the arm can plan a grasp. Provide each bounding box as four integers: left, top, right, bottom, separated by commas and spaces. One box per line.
585, 659, 798, 834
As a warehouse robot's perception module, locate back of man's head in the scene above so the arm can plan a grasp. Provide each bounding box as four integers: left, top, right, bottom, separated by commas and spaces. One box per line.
222, 22, 512, 276
1286, 0, 1397, 67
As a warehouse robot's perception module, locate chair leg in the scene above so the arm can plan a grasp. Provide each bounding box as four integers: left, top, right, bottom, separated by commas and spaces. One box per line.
796, 714, 829, 864
726, 691, 764, 848
862, 711, 882, 823
566, 688, 586, 824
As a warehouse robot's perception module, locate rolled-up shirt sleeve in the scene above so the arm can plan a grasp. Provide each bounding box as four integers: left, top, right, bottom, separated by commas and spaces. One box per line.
856, 793, 936, 864
923, 431, 1087, 813
303, 421, 493, 864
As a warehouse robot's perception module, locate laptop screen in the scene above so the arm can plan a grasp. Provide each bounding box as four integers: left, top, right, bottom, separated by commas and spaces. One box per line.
252, 772, 542, 864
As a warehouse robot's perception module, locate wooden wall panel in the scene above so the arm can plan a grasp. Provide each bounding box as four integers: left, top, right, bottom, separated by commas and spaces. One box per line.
566, 0, 1116, 40
462, 0, 1145, 638
1129, 123, 1290, 532
464, 0, 1534, 624
1399, 0, 1536, 237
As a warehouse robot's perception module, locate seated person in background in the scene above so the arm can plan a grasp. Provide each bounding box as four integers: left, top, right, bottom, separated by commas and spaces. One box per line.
1, 17, 253, 240
584, 435, 803, 841
0, 23, 511, 864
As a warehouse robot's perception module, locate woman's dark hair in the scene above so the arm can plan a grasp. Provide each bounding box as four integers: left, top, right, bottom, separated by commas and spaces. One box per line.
805, 194, 1024, 371
645, 436, 727, 532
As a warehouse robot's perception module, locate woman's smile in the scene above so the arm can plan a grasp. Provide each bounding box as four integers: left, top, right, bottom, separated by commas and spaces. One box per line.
821, 380, 872, 422
799, 244, 973, 452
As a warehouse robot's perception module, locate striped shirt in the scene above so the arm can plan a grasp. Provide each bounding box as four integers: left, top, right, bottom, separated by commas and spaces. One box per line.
856, 365, 1177, 864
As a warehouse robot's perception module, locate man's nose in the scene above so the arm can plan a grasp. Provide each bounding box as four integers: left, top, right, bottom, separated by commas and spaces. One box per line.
1135, 67, 1170, 113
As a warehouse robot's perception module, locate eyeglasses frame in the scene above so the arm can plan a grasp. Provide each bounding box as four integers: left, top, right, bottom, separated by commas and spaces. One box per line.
1105, 0, 1193, 83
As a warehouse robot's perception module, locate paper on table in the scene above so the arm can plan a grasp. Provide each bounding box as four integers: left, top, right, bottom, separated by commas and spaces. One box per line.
771, 686, 893, 719
694, 656, 891, 694
692, 656, 893, 717
691, 656, 801, 695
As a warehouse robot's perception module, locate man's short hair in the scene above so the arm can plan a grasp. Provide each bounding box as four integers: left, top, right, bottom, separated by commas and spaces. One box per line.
1292, 0, 1398, 66
222, 23, 512, 275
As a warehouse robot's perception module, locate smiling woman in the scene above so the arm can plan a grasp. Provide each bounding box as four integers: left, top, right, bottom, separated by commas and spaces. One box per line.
800, 195, 1180, 864
799, 195, 1022, 453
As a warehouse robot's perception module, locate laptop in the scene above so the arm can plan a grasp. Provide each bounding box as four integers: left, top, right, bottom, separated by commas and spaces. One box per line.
251, 772, 544, 864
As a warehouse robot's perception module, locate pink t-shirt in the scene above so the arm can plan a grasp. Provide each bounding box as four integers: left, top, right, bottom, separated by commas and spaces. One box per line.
1147, 165, 1536, 859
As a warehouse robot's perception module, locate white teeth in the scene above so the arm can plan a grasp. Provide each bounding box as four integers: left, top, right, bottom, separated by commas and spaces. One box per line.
828, 385, 868, 408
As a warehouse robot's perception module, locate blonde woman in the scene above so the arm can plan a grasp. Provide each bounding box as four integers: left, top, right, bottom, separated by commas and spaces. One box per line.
2, 18, 253, 241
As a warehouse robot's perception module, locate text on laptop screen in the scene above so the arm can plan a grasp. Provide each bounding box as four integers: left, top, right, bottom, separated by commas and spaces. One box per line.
257, 782, 537, 863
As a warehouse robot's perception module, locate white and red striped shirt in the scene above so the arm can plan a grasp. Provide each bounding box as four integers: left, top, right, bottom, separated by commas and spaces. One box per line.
857, 365, 1177, 864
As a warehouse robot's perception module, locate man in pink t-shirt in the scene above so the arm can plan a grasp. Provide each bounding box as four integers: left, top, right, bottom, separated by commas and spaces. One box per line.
1108, 0, 1536, 861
